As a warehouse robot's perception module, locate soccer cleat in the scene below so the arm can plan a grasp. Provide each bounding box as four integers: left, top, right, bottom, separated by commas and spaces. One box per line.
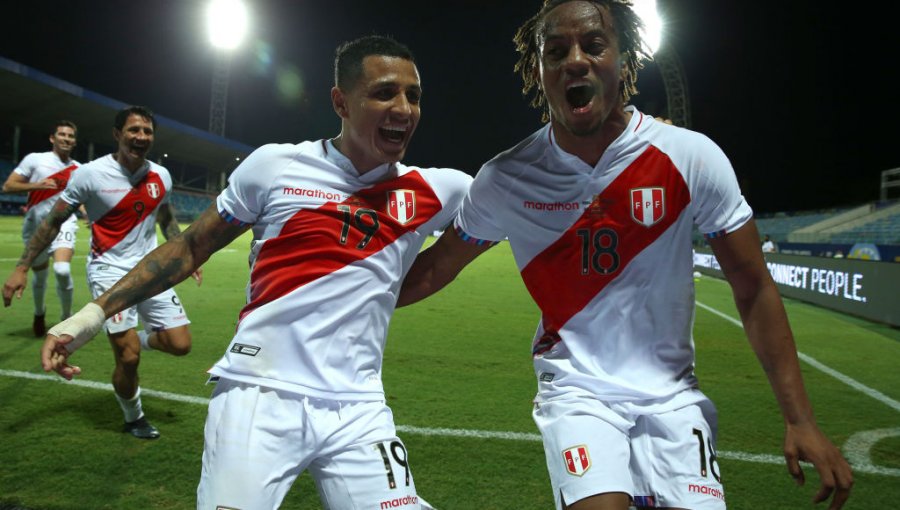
33, 314, 46, 337
123, 416, 160, 439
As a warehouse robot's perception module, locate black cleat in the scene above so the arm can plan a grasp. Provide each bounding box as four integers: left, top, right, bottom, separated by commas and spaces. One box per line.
123, 416, 160, 439
33, 314, 46, 337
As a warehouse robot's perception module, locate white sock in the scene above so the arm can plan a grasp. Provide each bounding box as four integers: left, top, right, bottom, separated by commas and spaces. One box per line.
138, 330, 154, 351
53, 261, 73, 320
31, 268, 48, 316
115, 387, 144, 423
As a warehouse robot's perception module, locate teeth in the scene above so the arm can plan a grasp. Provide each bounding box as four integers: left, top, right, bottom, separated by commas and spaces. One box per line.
382, 126, 407, 133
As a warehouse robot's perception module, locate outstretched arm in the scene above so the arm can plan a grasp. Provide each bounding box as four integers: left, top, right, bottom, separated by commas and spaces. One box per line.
709, 219, 853, 510
156, 202, 202, 285
3, 199, 78, 306
41, 203, 250, 378
398, 227, 492, 307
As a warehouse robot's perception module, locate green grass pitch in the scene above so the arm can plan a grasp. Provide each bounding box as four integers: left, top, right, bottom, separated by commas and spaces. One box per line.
0, 215, 897, 509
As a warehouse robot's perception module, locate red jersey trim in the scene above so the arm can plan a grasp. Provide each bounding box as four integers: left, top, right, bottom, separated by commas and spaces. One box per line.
90, 171, 166, 257
238, 170, 442, 322
520, 145, 691, 334
26, 164, 77, 208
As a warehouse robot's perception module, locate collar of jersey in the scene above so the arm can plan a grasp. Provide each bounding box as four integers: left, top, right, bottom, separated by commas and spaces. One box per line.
547, 105, 640, 175
322, 139, 396, 184
108, 153, 151, 184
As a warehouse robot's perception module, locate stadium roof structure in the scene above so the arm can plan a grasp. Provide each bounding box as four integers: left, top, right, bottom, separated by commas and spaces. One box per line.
0, 56, 255, 178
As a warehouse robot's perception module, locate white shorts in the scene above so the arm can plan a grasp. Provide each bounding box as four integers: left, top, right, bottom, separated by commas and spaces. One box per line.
88, 268, 189, 335
197, 378, 422, 510
533, 392, 725, 509
22, 211, 78, 267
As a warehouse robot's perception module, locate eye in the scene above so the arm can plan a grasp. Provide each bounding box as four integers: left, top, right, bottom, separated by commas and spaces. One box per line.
585, 41, 605, 55
373, 88, 396, 101
406, 90, 421, 104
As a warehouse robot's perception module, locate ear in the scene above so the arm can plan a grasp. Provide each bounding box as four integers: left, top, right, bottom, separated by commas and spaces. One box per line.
618, 52, 629, 81
331, 86, 349, 119
112, 127, 121, 143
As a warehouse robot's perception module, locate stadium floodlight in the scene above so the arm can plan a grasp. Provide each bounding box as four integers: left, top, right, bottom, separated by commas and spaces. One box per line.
206, 0, 247, 136
633, 0, 663, 56
206, 0, 248, 50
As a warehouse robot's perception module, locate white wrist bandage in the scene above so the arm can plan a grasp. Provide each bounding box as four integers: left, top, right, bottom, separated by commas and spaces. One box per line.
47, 302, 106, 354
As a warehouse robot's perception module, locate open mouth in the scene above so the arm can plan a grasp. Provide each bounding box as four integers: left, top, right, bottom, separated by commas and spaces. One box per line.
379, 126, 407, 144
566, 84, 595, 113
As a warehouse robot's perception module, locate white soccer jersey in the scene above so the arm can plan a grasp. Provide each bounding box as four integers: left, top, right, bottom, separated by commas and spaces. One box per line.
456, 107, 753, 405
60, 154, 172, 272
14, 151, 80, 228
211, 140, 472, 400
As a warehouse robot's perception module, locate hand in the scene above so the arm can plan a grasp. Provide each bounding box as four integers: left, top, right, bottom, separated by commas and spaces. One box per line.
41, 334, 82, 380
2, 268, 28, 307
784, 422, 853, 509
191, 267, 203, 286
34, 178, 59, 190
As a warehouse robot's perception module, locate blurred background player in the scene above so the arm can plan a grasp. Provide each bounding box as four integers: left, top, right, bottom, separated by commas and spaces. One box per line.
2, 120, 81, 335
3, 106, 201, 439
40, 36, 467, 508
398, 1, 853, 509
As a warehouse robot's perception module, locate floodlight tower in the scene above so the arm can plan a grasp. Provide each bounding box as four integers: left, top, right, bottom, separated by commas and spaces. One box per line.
633, 0, 691, 128
206, 0, 248, 137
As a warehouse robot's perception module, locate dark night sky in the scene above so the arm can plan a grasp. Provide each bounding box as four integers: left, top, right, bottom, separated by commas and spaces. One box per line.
2, 1, 898, 214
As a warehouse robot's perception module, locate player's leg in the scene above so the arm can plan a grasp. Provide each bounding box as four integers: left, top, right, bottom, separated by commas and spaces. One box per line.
629, 396, 725, 510
197, 379, 310, 510
49, 217, 78, 321
88, 271, 158, 438
29, 261, 49, 336
23, 213, 50, 336
136, 288, 191, 356
533, 398, 636, 510
106, 326, 157, 438
310, 400, 423, 510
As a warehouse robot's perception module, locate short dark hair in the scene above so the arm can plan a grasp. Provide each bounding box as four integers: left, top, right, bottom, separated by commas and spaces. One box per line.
514, 0, 649, 122
334, 35, 415, 91
51, 120, 77, 136
114, 105, 156, 131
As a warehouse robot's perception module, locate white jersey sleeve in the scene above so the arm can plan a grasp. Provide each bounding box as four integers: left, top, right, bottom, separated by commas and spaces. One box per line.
13, 153, 39, 179
59, 162, 92, 207
455, 165, 509, 242
680, 133, 752, 238
217, 144, 292, 225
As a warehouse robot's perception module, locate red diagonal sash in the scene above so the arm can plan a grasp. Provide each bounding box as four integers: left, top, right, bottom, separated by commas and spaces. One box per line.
520, 146, 691, 333
26, 164, 78, 208
239, 170, 441, 322
91, 171, 165, 256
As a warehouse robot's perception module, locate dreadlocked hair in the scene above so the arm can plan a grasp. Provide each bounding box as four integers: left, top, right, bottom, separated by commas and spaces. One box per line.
513, 0, 650, 122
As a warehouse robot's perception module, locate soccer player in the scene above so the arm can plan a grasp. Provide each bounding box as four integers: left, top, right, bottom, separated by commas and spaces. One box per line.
398, 1, 853, 509
2, 120, 81, 335
3, 106, 200, 440
40, 36, 468, 509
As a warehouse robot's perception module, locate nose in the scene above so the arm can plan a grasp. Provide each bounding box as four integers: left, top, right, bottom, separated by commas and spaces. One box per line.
391, 94, 413, 119
562, 45, 590, 76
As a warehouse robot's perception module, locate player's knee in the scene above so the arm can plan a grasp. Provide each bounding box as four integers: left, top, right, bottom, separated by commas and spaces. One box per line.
161, 331, 192, 356
52, 261, 71, 279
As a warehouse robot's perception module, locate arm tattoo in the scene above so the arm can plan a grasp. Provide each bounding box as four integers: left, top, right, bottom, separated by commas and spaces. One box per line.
99, 204, 250, 313
158, 204, 182, 241
17, 201, 78, 268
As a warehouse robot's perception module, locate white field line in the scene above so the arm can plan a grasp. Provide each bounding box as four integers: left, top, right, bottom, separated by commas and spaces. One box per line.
694, 301, 900, 413
0, 368, 896, 477
0, 255, 87, 263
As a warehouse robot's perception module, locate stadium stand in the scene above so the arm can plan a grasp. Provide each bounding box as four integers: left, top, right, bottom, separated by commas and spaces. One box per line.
0, 55, 255, 223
